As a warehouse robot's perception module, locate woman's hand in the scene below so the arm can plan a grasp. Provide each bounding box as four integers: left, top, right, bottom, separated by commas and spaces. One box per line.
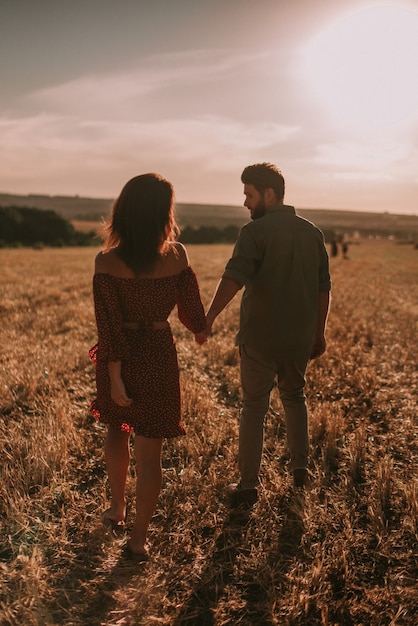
110, 378, 133, 407
108, 360, 133, 407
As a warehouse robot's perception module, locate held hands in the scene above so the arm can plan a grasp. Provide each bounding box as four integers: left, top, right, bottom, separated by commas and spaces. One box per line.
194, 317, 213, 345
194, 332, 208, 345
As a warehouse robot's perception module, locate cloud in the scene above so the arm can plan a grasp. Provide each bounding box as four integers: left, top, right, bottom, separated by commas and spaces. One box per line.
22, 49, 272, 121
0, 112, 299, 198
1, 41, 417, 212
312, 139, 418, 180
1, 106, 416, 212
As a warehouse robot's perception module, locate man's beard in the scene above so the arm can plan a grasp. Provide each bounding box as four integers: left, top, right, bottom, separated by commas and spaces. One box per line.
251, 198, 267, 220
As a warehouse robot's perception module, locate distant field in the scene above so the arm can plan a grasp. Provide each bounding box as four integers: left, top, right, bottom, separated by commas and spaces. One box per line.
71, 219, 104, 236
2, 191, 418, 238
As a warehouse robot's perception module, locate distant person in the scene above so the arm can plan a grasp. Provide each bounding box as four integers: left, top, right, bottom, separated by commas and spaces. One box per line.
201, 163, 331, 504
331, 238, 338, 257
342, 240, 349, 259
90, 173, 207, 560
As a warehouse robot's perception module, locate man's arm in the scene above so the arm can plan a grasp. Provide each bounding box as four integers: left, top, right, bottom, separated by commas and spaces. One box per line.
310, 290, 330, 359
204, 277, 241, 335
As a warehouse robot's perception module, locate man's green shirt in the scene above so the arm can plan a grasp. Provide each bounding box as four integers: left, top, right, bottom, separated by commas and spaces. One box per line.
222, 205, 331, 358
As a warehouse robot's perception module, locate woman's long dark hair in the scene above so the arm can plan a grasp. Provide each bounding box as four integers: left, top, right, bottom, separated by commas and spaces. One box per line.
104, 173, 179, 274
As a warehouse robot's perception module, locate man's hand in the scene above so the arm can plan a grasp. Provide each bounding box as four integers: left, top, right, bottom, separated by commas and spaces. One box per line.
310, 335, 326, 360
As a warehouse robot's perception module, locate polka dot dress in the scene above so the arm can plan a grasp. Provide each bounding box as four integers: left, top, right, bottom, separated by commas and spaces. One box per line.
90, 266, 206, 438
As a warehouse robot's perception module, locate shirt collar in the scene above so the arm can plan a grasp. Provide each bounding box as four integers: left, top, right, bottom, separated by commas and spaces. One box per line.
269, 204, 296, 215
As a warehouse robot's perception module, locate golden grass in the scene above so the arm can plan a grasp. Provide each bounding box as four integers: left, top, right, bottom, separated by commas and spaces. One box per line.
1, 241, 417, 625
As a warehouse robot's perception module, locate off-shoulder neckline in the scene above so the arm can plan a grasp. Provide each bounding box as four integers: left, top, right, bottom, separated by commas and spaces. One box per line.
94, 265, 192, 281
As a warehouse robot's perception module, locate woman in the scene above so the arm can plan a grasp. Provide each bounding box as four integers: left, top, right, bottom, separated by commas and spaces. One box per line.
90, 173, 206, 560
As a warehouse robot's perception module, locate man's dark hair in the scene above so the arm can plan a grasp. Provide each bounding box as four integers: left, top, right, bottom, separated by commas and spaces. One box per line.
241, 162, 285, 201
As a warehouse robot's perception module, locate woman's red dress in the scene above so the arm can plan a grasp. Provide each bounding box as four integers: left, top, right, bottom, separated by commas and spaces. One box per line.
90, 266, 206, 438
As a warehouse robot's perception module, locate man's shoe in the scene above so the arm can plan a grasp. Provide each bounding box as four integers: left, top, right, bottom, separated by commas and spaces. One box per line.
227, 482, 258, 507
293, 468, 309, 489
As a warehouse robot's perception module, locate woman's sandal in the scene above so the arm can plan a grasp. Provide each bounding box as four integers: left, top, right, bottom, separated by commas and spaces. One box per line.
101, 508, 127, 535
124, 540, 149, 563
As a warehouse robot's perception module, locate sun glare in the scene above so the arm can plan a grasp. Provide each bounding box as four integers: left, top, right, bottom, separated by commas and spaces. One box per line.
303, 5, 418, 133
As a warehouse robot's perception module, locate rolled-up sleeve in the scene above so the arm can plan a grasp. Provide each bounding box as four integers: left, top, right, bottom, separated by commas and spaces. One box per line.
222, 226, 263, 287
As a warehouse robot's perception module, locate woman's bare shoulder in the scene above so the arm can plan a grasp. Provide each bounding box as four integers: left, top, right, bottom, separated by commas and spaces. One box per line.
154, 242, 189, 278
94, 249, 127, 275
94, 251, 106, 272
168, 241, 189, 270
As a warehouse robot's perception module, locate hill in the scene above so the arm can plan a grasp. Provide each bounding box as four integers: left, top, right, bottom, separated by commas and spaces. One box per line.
1, 192, 418, 239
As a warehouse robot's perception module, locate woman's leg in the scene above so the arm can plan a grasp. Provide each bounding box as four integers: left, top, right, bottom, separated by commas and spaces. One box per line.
104, 425, 130, 522
129, 435, 163, 555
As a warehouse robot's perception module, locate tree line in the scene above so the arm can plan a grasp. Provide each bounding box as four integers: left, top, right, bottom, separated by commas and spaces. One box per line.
178, 224, 240, 244
0, 206, 343, 248
0, 206, 96, 247
0, 206, 243, 247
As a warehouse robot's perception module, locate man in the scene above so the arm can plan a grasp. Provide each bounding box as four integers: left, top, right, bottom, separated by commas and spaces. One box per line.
204, 163, 331, 504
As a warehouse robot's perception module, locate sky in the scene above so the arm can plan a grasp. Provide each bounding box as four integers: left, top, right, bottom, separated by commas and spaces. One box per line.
1, 0, 418, 214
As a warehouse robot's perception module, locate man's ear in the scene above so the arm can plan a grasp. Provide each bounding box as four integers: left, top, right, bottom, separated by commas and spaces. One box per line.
264, 187, 277, 206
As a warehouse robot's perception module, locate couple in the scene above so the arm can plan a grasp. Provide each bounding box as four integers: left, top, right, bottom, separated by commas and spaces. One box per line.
90, 163, 331, 561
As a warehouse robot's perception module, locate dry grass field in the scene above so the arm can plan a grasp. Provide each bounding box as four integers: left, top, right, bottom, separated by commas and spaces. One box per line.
0, 241, 417, 625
